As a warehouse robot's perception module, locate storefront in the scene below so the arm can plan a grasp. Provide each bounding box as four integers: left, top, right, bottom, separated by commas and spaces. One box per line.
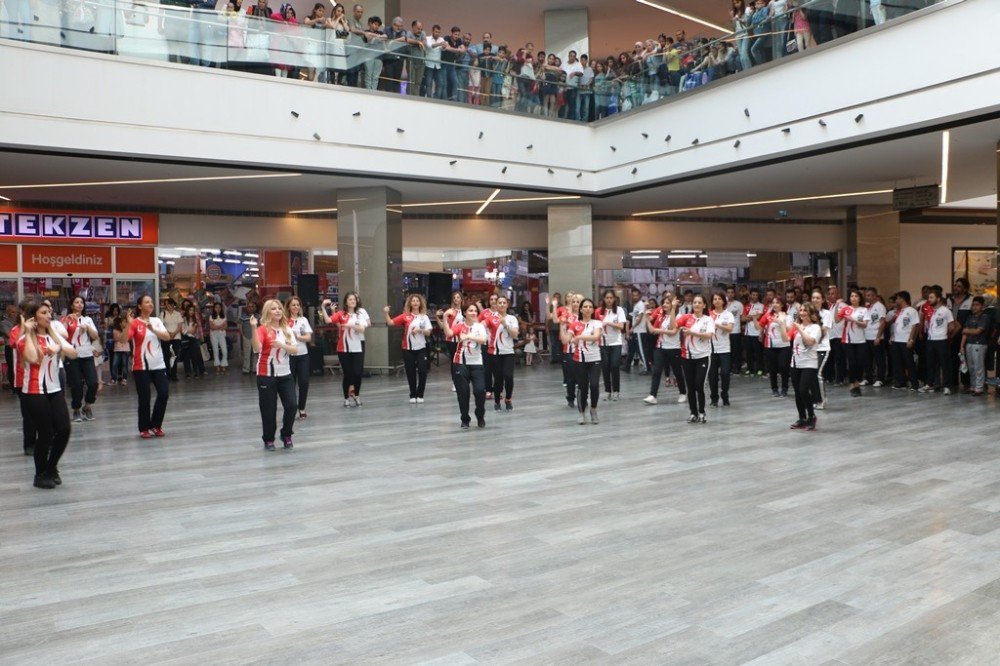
0, 207, 159, 314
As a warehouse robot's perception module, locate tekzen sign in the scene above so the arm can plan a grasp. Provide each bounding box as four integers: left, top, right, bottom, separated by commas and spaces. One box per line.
0, 210, 159, 244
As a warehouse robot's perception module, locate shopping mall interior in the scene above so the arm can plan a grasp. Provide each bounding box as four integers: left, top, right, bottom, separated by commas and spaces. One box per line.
1, 0, 998, 662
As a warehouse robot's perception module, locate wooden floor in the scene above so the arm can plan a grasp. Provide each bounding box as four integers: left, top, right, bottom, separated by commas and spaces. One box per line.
1, 362, 998, 665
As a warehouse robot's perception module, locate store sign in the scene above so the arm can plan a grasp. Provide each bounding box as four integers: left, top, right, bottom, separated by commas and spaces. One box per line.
0, 209, 158, 244
21, 246, 112, 274
893, 185, 940, 211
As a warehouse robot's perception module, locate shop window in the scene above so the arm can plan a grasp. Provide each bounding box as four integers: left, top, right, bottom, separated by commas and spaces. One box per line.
953, 248, 998, 298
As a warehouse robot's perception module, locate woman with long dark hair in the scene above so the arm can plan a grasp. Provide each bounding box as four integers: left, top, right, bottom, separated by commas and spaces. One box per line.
384, 294, 433, 404
285, 296, 314, 418
782, 301, 823, 430
127, 295, 172, 439
251, 299, 298, 450
18, 300, 77, 488
442, 291, 465, 385
708, 291, 735, 407
596, 289, 626, 401
322, 292, 370, 407
563, 297, 603, 424
835, 287, 869, 397
809, 289, 832, 409
761, 297, 791, 397
437, 302, 489, 428
180, 301, 206, 379
677, 295, 715, 423
209, 302, 229, 374
62, 295, 100, 422
483, 296, 519, 412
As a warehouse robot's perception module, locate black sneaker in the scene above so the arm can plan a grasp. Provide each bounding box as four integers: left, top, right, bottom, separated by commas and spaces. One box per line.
24, 447, 33, 456
687, 415, 699, 424
51, 470, 62, 486
790, 419, 808, 429
33, 475, 55, 489
709, 401, 718, 408
281, 436, 293, 450
477, 418, 486, 428
771, 391, 780, 398
263, 441, 276, 451
722, 399, 730, 407
505, 400, 513, 412
494, 402, 502, 412
850, 387, 862, 397
780, 390, 788, 398
805, 417, 818, 431
460, 422, 470, 429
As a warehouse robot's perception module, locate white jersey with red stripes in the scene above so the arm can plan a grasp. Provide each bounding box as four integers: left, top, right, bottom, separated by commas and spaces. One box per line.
485, 312, 518, 355
128, 317, 167, 371
444, 309, 464, 343
62, 315, 96, 358
838, 305, 868, 344
256, 325, 292, 377
391, 312, 431, 350
709, 309, 735, 354
288, 316, 313, 357
17, 334, 63, 394
596, 306, 626, 347
676, 314, 715, 359
451, 321, 486, 365
570, 319, 602, 362
330, 310, 368, 353
790, 324, 822, 369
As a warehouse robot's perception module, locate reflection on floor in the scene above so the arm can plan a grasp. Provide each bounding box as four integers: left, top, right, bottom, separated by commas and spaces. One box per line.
1, 363, 998, 664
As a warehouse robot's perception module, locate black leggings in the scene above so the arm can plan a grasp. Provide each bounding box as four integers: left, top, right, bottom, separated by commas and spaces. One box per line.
22, 391, 71, 477
483, 352, 494, 392
890, 342, 919, 389
601, 345, 622, 393
257, 374, 296, 443
133, 369, 169, 432
64, 357, 98, 410
181, 335, 205, 377
650, 348, 685, 397
403, 348, 427, 399
792, 367, 818, 420
563, 356, 577, 405
682, 356, 710, 417
338, 347, 365, 398
708, 352, 731, 403
766, 346, 791, 392
453, 363, 486, 424
491, 353, 515, 401
743, 335, 763, 374
845, 342, 869, 384
290, 354, 311, 410
18, 392, 38, 453
813, 350, 829, 403
575, 360, 600, 411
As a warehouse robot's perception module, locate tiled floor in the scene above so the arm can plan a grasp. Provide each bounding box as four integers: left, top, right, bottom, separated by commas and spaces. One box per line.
1, 363, 998, 664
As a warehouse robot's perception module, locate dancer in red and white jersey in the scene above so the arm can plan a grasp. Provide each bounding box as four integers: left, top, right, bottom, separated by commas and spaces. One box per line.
643, 294, 686, 405
760, 297, 791, 397
483, 296, 519, 412
127, 295, 172, 439
323, 292, 370, 407
676, 295, 715, 423
741, 289, 765, 376
17, 300, 77, 489
442, 291, 465, 365
809, 289, 833, 409
62, 295, 100, 423
251, 299, 299, 450
384, 294, 433, 403
708, 291, 735, 407
9, 299, 38, 456
835, 288, 869, 397
554, 292, 581, 407
596, 289, 626, 401
285, 296, 314, 418
781, 302, 823, 431
564, 298, 603, 424
479, 292, 499, 398
437, 302, 489, 428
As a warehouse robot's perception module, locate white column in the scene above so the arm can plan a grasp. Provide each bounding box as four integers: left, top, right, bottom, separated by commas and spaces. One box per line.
544, 8, 589, 60
547, 204, 593, 297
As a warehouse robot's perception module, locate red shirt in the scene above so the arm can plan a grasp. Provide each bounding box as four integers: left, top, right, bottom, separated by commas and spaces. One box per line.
9, 324, 24, 389
128, 317, 167, 371
17, 334, 62, 395
329, 311, 364, 353
481, 310, 502, 354
675, 313, 695, 357
256, 325, 291, 376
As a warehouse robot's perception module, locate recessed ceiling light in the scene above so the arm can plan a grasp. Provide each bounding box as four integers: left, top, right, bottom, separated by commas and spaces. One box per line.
475, 189, 502, 216
0, 173, 300, 191
634, 0, 730, 32
632, 189, 893, 216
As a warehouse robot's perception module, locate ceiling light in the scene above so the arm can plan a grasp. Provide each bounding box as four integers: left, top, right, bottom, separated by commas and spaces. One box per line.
632, 189, 893, 216
244, 253, 259, 258
476, 189, 502, 216
224, 259, 240, 264
200, 248, 221, 254
223, 251, 242, 256
669, 254, 697, 259
244, 260, 258, 266
669, 249, 701, 254
175, 247, 197, 252
0, 194, 10, 201
746, 252, 758, 258
0, 173, 300, 191
940, 130, 950, 205
288, 207, 338, 214
634, 0, 730, 32
158, 253, 180, 259
385, 208, 403, 214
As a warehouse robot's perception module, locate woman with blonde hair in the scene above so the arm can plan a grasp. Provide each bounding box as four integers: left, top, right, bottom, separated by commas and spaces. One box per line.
251, 299, 299, 450
384, 294, 433, 403
285, 296, 314, 418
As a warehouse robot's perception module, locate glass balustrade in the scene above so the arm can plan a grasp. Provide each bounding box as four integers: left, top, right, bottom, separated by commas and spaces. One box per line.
0, 0, 948, 122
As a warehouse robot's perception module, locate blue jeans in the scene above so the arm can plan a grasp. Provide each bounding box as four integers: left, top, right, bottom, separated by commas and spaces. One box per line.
423, 67, 445, 99
751, 35, 771, 66
455, 65, 469, 103
444, 63, 459, 101
575, 92, 592, 122
772, 15, 790, 61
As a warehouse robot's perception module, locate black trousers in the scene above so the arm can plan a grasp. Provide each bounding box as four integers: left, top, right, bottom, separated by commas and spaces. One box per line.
453, 363, 486, 425
601, 345, 622, 393
650, 348, 685, 397
290, 354, 311, 411
18, 391, 38, 453
563, 357, 578, 405
257, 374, 296, 443
828, 338, 848, 383
813, 350, 829, 404
640, 332, 655, 371
181, 335, 205, 377
792, 367, 818, 420
381, 58, 404, 92
23, 391, 71, 477
708, 352, 731, 403
3, 345, 12, 393
338, 347, 365, 398
446, 341, 458, 367
845, 342, 868, 384
491, 353, 515, 401
575, 360, 600, 411
64, 356, 98, 409
548, 327, 562, 363
403, 348, 428, 399
766, 346, 791, 392
865, 339, 886, 383
926, 339, 952, 389
483, 352, 494, 393
683, 356, 710, 416
730, 334, 743, 373
162, 339, 182, 379
133, 369, 169, 432
743, 335, 763, 374
891, 342, 919, 389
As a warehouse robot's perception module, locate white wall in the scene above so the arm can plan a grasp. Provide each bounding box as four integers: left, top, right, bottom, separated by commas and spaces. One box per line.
159, 214, 336, 248
899, 223, 997, 296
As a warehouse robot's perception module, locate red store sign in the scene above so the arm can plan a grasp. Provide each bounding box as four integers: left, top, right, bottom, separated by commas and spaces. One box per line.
0, 208, 159, 245
21, 246, 113, 274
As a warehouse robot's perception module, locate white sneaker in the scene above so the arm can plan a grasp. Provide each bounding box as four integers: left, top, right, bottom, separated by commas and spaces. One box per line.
611, 392, 620, 401
872, 381, 883, 388
677, 394, 687, 404
352, 396, 362, 407
452, 386, 456, 392
344, 399, 351, 407
605, 393, 613, 401
917, 385, 931, 393
942, 388, 952, 396
814, 401, 826, 410
416, 397, 425, 404
409, 398, 417, 404
643, 395, 657, 405
578, 412, 586, 425
859, 380, 869, 386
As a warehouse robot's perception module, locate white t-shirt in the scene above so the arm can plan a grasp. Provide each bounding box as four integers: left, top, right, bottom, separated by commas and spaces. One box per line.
711, 309, 735, 354
599, 306, 626, 347
791, 323, 822, 369
682, 315, 715, 360
573, 319, 603, 363
425, 36, 444, 67
289, 316, 313, 356
839, 305, 868, 344
865, 302, 886, 341
50, 319, 69, 369
892, 306, 918, 343
765, 318, 790, 349
256, 326, 291, 377
727, 299, 743, 335
161, 310, 183, 340
817, 309, 833, 352
926, 305, 953, 341
561, 60, 583, 87
407, 314, 432, 351
452, 321, 487, 366
654, 310, 680, 350
63, 315, 96, 359
493, 314, 520, 355
744, 302, 764, 336
630, 300, 647, 334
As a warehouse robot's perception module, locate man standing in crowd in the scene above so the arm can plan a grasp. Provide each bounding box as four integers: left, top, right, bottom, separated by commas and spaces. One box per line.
626, 287, 649, 373
346, 4, 368, 87
863, 286, 887, 386
363, 16, 387, 91
160, 299, 183, 381
961, 296, 990, 396
381, 17, 408, 93
560, 50, 583, 120
240, 301, 258, 375
576, 55, 595, 122
949, 277, 972, 388
442, 26, 466, 102
469, 32, 494, 103
423, 24, 446, 99
405, 20, 427, 97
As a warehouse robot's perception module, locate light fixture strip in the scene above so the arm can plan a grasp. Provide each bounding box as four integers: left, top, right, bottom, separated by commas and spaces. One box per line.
0, 173, 301, 191
634, 0, 731, 33
940, 130, 950, 205
633, 189, 894, 217
475, 189, 502, 216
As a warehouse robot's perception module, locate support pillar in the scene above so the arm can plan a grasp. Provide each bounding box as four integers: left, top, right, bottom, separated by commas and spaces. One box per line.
364, 0, 400, 23
337, 187, 402, 369
855, 206, 901, 295
544, 8, 589, 60
547, 204, 593, 297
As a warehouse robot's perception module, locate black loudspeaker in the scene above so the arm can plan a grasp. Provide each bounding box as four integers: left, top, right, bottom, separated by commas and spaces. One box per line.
427, 272, 453, 308
298, 274, 320, 307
